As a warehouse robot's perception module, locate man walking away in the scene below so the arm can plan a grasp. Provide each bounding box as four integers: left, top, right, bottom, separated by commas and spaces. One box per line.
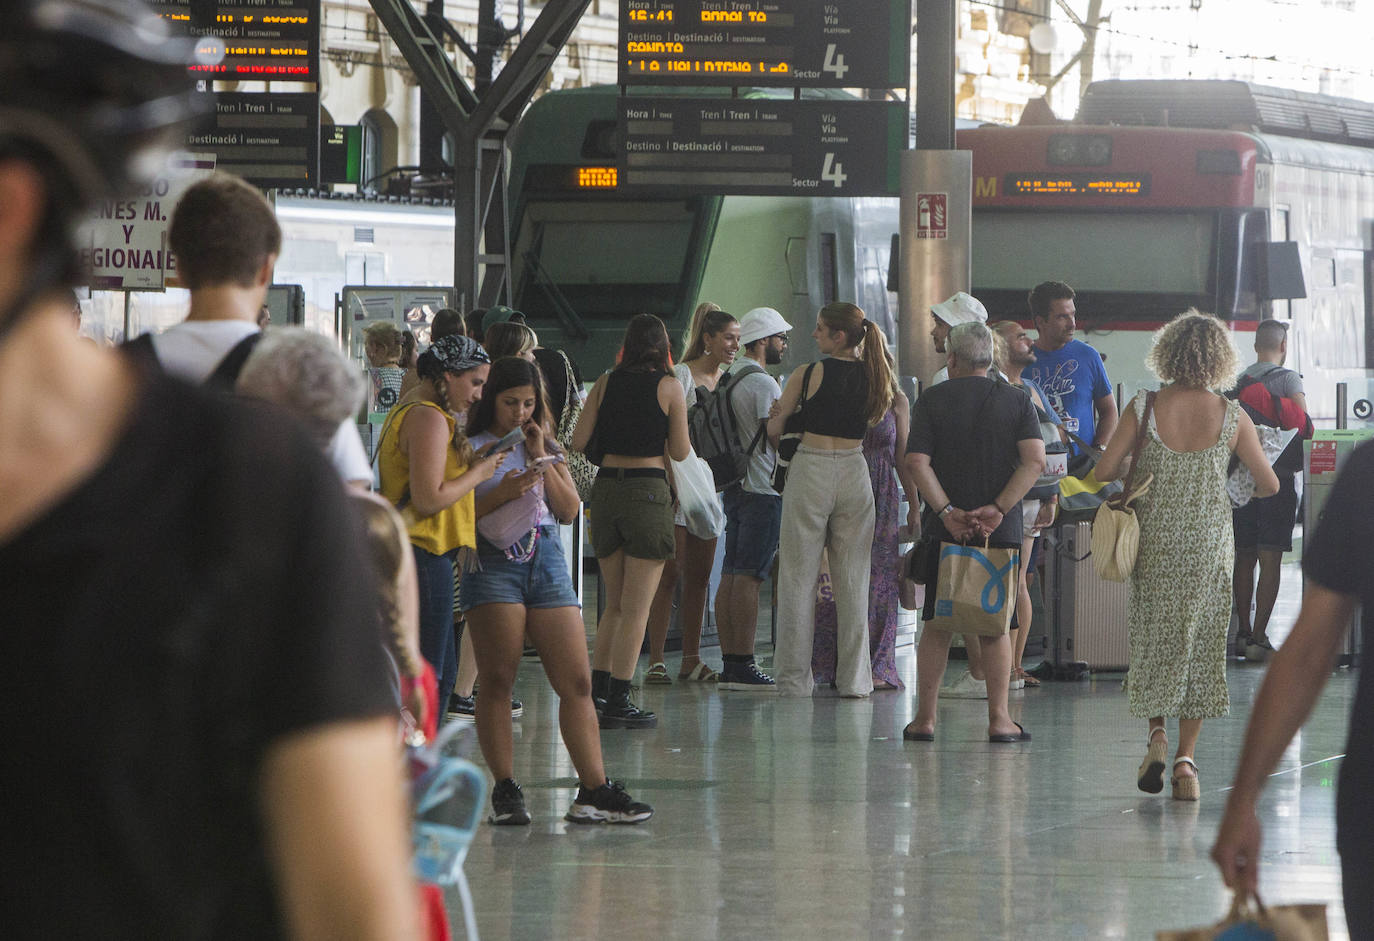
1025, 281, 1118, 463
716, 307, 792, 690
1232, 320, 1306, 661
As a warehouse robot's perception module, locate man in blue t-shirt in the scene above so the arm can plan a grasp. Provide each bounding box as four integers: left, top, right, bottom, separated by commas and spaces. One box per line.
1024, 281, 1118, 459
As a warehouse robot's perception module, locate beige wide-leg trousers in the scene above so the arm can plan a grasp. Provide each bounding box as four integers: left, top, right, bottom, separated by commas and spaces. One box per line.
774, 446, 876, 697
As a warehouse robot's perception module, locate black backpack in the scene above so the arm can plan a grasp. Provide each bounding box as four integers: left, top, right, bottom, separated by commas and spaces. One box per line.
121, 331, 262, 391
687, 360, 769, 491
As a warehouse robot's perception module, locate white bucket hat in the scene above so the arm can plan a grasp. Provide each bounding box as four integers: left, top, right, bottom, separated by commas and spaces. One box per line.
930, 292, 988, 327
737, 307, 793, 346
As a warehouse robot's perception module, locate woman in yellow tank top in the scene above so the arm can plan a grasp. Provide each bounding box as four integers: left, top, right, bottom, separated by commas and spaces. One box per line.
378, 335, 506, 713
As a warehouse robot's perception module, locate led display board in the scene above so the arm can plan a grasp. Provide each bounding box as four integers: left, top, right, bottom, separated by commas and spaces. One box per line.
321, 125, 364, 185
617, 97, 904, 196
618, 0, 909, 88
1006, 173, 1151, 197
153, 0, 320, 81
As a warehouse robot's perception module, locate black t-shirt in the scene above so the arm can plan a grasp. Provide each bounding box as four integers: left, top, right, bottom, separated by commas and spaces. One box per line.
1302, 440, 1374, 851
0, 374, 395, 939
908, 376, 1041, 545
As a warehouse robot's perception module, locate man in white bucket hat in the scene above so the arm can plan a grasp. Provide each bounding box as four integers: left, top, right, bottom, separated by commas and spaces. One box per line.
716, 306, 792, 691
928, 291, 988, 386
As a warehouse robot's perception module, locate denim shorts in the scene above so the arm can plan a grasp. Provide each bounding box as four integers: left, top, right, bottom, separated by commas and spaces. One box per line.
458, 524, 580, 611
1233, 472, 1298, 552
721, 486, 783, 580
588, 470, 675, 560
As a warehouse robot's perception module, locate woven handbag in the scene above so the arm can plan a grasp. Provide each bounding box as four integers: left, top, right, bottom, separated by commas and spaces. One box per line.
1091, 391, 1155, 582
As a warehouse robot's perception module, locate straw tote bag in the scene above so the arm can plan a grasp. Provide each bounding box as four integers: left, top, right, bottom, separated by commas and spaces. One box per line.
1091, 391, 1155, 582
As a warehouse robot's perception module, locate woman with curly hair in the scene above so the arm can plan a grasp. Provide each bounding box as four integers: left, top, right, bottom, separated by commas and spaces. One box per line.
377, 335, 508, 713
1095, 310, 1278, 801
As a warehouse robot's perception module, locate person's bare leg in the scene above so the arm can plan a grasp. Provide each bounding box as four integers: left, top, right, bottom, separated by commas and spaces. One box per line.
591, 551, 626, 673
527, 606, 606, 789
1011, 533, 1035, 677
644, 528, 684, 665
610, 555, 668, 680
1232, 547, 1258, 639
963, 633, 986, 681
729, 574, 765, 655
678, 531, 718, 674
1251, 548, 1283, 645
980, 633, 1018, 737
465, 603, 526, 781
453, 623, 478, 698
1175, 717, 1202, 776
906, 626, 952, 736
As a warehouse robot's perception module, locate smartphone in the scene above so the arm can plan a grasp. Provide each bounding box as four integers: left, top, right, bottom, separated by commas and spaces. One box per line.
480, 427, 526, 457
527, 454, 565, 471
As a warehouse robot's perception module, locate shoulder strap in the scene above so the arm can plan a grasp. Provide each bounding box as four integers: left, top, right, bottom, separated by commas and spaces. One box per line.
1119, 391, 1155, 502
204, 331, 262, 390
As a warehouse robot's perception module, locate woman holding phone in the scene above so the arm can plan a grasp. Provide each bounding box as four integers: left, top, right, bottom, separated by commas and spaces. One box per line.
378, 335, 507, 715
462, 358, 653, 825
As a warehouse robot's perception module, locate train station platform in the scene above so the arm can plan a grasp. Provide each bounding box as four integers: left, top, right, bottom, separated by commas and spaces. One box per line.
448, 560, 1354, 939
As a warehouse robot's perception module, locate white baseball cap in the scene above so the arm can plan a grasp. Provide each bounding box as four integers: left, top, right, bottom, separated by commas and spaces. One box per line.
737, 307, 792, 346
930, 292, 988, 327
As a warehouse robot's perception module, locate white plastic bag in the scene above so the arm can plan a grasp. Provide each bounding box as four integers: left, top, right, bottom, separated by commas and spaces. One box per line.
673, 452, 726, 539
1227, 426, 1297, 508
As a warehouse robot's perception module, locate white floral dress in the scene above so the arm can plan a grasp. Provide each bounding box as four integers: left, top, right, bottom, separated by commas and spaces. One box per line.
1127, 393, 1240, 719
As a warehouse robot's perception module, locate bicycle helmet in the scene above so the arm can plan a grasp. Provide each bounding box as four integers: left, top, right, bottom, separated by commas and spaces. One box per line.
0, 0, 208, 338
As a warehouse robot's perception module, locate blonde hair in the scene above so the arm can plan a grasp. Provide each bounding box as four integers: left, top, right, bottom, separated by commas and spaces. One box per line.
680, 301, 721, 361
681, 308, 737, 362
1145, 309, 1239, 391
818, 302, 895, 426
363, 320, 403, 360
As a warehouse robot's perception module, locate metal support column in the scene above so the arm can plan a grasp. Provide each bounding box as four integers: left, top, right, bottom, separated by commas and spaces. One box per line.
914, 0, 956, 151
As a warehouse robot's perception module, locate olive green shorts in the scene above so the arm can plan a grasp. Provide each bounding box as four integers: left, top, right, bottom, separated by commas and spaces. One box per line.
588, 470, 675, 561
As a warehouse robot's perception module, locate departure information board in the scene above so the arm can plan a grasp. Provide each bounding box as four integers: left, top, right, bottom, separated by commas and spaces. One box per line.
1007, 173, 1151, 197
617, 97, 904, 196
188, 92, 319, 189
152, 0, 320, 81
618, 0, 909, 88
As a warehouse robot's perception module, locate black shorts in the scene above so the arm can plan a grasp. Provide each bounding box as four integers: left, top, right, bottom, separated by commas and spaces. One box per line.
1232, 473, 1298, 553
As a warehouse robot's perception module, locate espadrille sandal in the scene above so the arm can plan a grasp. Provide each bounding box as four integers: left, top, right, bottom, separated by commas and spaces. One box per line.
1171, 757, 1200, 802
1137, 728, 1168, 794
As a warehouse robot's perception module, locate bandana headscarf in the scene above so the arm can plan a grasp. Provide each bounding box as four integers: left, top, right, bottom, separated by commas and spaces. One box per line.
421, 334, 490, 375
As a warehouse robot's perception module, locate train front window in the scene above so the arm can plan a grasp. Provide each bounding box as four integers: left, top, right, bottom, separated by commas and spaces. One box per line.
513, 200, 697, 320
973, 211, 1214, 296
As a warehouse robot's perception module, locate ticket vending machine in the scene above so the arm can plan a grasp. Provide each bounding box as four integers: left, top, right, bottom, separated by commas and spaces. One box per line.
1304, 429, 1374, 667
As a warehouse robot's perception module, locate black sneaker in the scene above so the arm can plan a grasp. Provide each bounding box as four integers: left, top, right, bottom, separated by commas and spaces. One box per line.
447, 694, 523, 720
446, 694, 476, 721
489, 778, 531, 826
598, 694, 657, 730
718, 659, 777, 692
564, 780, 653, 825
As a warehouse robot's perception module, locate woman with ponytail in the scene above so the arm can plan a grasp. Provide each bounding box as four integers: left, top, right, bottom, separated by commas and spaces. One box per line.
765, 303, 895, 698
377, 335, 508, 713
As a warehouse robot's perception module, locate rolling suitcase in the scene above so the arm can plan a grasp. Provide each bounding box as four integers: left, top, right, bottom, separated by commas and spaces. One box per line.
1044, 520, 1130, 676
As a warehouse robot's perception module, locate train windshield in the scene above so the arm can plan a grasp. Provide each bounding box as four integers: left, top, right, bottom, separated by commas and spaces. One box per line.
513, 200, 698, 320
973, 210, 1214, 295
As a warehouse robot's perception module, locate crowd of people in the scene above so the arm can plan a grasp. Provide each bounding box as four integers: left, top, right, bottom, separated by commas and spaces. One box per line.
12, 1, 1374, 936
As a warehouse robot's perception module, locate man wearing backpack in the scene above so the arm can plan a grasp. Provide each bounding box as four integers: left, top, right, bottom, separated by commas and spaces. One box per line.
715, 307, 792, 690
1232, 320, 1307, 661
123, 175, 372, 486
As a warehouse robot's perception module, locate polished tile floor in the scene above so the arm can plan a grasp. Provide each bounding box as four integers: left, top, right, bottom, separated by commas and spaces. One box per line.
447, 562, 1355, 940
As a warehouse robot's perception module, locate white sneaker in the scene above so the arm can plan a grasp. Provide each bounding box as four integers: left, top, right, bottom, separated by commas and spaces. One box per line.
939, 670, 988, 699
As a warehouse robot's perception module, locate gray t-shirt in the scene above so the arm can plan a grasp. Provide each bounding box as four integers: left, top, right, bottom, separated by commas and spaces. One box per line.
727, 361, 781, 495
1239, 361, 1303, 400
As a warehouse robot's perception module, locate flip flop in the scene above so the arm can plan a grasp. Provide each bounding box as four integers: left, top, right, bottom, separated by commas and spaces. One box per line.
902, 723, 934, 742
989, 722, 1031, 743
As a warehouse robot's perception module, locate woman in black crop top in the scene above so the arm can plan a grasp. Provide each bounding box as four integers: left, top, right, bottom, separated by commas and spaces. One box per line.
572, 314, 691, 729
765, 302, 897, 699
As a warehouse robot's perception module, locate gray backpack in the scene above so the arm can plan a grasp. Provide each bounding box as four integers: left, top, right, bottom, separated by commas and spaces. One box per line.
688, 361, 768, 491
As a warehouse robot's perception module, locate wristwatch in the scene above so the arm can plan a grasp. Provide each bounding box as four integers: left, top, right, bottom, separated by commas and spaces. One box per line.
938, 503, 955, 518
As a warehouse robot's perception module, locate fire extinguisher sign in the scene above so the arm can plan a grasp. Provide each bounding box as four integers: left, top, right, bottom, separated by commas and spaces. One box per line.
916, 193, 948, 239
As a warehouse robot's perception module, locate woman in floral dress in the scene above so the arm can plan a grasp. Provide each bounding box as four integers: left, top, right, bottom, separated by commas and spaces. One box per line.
1096, 311, 1277, 801
811, 382, 919, 690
